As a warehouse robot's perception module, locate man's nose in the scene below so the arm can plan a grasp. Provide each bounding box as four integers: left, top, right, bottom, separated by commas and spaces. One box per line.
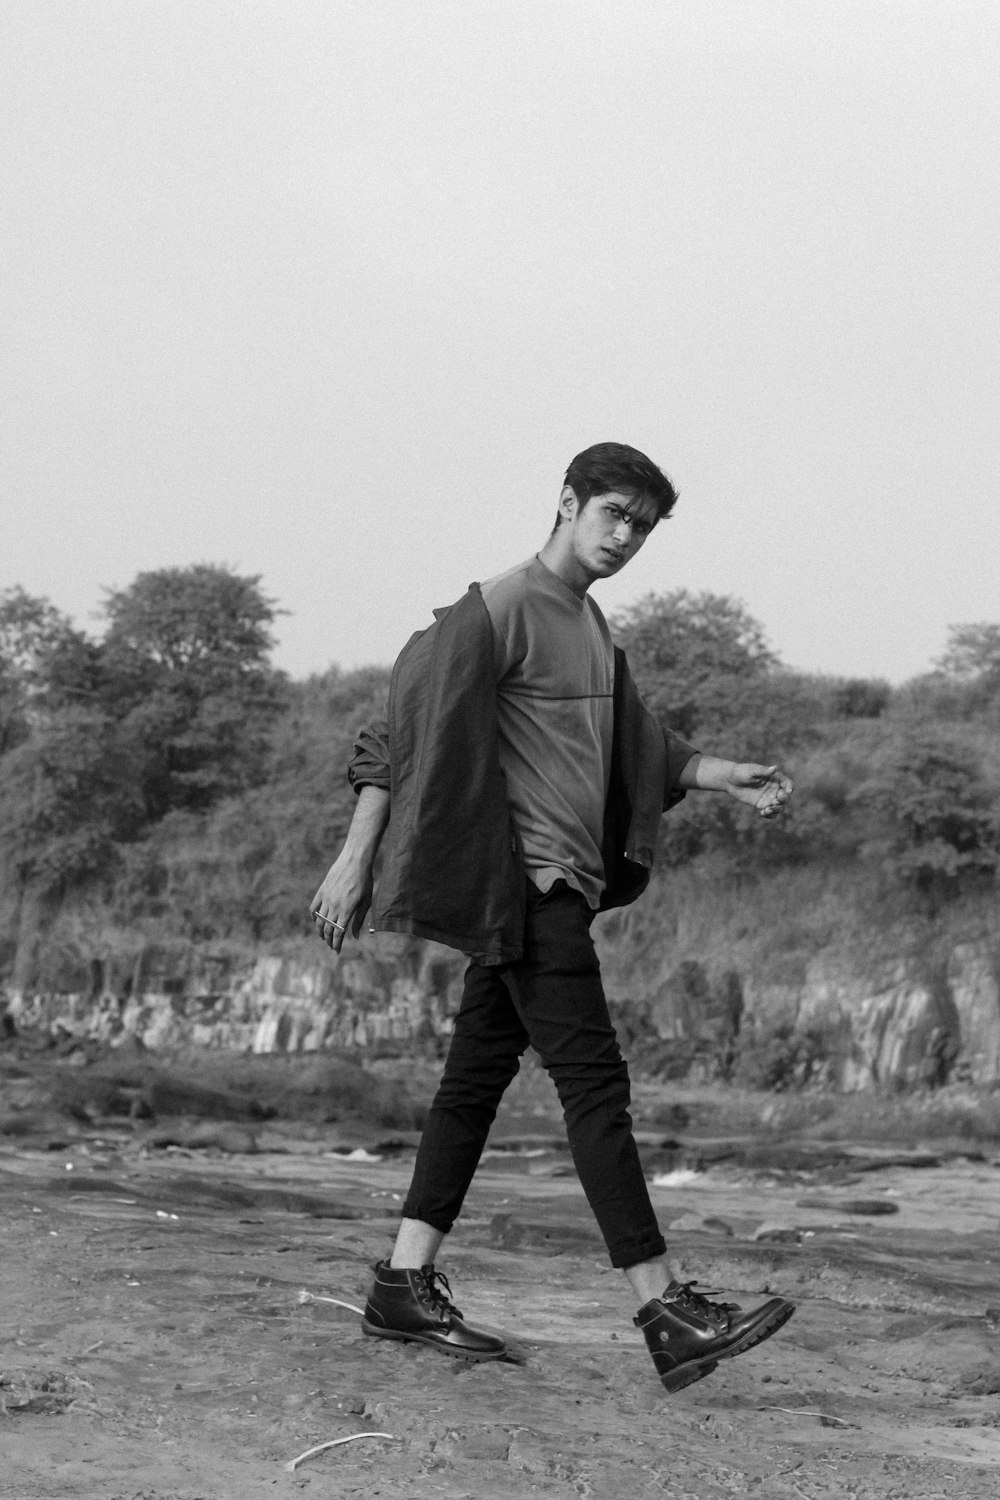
612, 520, 631, 544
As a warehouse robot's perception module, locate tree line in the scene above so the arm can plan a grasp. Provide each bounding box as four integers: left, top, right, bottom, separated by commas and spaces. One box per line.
1, 567, 997, 997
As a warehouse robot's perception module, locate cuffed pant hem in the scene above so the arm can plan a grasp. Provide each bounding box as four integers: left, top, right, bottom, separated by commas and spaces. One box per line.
609, 1233, 668, 1271
399, 1202, 455, 1236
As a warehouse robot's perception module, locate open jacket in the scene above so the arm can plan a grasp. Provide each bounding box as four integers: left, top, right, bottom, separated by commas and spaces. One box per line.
348, 583, 697, 964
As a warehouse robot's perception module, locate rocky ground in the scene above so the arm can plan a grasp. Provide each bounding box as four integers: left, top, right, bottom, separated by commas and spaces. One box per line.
2, 1049, 999, 1499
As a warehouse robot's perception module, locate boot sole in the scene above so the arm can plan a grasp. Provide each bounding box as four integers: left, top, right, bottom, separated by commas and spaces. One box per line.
361, 1318, 507, 1361
659, 1357, 719, 1393
715, 1299, 795, 1363
657, 1300, 795, 1393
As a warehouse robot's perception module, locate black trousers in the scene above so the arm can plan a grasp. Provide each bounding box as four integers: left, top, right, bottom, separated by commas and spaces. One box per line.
401, 882, 666, 1269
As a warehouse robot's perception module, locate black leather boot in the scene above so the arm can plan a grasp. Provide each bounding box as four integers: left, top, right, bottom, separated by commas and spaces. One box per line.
635, 1280, 795, 1393
362, 1260, 507, 1360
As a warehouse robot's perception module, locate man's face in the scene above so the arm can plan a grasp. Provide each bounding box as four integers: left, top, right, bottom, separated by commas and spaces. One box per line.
560, 488, 658, 581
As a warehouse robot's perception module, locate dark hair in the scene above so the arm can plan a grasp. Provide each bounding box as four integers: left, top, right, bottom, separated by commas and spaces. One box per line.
559, 442, 678, 526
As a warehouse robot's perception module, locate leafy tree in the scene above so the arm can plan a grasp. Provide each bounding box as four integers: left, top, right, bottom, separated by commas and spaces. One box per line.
0, 708, 142, 890
890, 671, 981, 726
99, 565, 286, 817
928, 622, 1000, 722
610, 590, 777, 741
0, 590, 126, 991
0, 704, 143, 991
2, 569, 286, 987
254, 665, 391, 933
852, 727, 999, 900
936, 623, 1000, 682
0, 587, 97, 754
106, 664, 391, 944
611, 592, 828, 865
706, 670, 831, 759
828, 677, 891, 720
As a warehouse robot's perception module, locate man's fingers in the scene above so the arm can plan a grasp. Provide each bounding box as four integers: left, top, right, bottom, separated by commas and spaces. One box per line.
757, 786, 789, 817
311, 905, 351, 950
311, 892, 375, 950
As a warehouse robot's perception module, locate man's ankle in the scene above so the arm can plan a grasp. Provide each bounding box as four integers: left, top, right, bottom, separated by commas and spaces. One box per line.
389, 1216, 446, 1270
624, 1255, 683, 1306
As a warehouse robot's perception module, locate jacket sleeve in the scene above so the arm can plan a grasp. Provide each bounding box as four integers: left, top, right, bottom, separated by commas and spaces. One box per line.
662, 727, 699, 812
348, 717, 390, 794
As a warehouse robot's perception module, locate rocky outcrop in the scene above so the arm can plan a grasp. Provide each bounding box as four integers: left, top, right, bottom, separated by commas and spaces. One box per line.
947, 943, 1000, 1083
5, 935, 466, 1059
741, 944, 998, 1090
5, 935, 999, 1092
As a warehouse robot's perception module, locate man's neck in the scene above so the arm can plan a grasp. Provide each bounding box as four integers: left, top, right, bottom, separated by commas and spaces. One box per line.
536, 534, 592, 599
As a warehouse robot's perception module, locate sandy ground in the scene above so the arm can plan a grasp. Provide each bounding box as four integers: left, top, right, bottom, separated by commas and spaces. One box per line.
2, 1091, 1000, 1500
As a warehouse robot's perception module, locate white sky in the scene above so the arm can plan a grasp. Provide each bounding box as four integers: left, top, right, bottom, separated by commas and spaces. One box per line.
3, 0, 998, 683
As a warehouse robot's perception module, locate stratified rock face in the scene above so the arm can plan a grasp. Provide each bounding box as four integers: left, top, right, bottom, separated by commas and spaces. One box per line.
782, 960, 948, 1091
6, 937, 467, 1059
244, 946, 463, 1054
5, 936, 1000, 1090
947, 944, 1000, 1082
743, 945, 998, 1092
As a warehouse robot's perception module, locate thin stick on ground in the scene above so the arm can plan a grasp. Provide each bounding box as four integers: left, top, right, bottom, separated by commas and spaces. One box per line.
297, 1288, 365, 1315
285, 1433, 400, 1471
758, 1405, 853, 1427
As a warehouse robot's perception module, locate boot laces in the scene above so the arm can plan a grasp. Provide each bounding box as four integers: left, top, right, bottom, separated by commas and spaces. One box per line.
420, 1267, 462, 1319
667, 1281, 738, 1324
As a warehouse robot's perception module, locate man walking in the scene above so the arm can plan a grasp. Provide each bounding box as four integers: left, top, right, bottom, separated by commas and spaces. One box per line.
311, 443, 795, 1393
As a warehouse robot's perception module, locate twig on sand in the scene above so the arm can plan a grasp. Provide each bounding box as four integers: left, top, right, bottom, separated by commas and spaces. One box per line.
297, 1288, 365, 1316
758, 1405, 853, 1428
285, 1433, 399, 1471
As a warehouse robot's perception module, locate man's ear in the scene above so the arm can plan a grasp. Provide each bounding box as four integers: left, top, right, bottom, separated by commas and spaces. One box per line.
558, 485, 579, 523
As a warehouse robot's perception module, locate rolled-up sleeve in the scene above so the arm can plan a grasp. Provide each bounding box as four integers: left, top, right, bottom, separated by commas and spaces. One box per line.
348, 717, 390, 794
662, 729, 698, 812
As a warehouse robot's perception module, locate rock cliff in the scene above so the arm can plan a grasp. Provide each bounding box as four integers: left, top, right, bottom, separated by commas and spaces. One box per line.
5, 932, 999, 1090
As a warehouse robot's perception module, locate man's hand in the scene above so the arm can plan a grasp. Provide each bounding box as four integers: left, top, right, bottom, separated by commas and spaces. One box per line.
724, 763, 793, 819
310, 855, 374, 953
309, 785, 390, 954
679, 754, 794, 818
